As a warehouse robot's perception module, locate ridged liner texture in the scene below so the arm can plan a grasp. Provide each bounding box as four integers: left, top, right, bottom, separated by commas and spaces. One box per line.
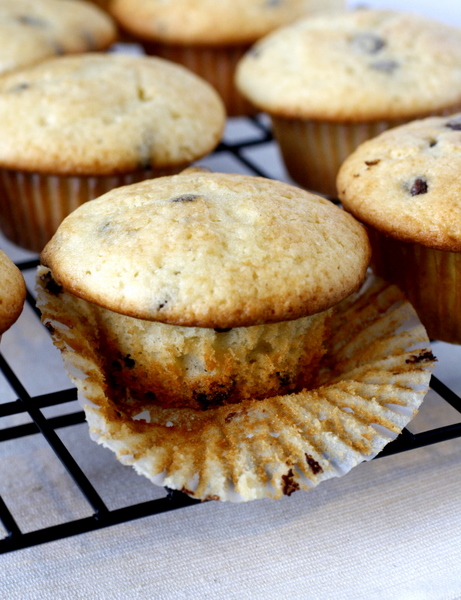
369, 229, 461, 345
141, 42, 255, 116
36, 274, 435, 502
271, 102, 461, 197
0, 165, 184, 253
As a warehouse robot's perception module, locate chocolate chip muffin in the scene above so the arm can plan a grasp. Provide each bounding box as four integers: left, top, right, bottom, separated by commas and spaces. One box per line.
0, 250, 26, 340
0, 0, 117, 76
338, 112, 461, 344
0, 53, 225, 253
36, 169, 370, 412
35, 170, 439, 501
108, 0, 345, 115
236, 9, 461, 196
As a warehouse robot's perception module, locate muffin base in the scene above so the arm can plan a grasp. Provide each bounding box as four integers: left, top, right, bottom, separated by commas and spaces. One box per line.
368, 228, 461, 345
36, 266, 331, 410
0, 166, 185, 253
272, 103, 461, 197
141, 41, 255, 116
37, 272, 435, 501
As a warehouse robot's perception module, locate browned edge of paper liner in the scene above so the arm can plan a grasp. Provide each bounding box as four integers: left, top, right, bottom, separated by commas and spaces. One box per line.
36, 272, 435, 502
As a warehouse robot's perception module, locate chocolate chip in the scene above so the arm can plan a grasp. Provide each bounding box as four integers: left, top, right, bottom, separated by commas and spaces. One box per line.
405, 350, 437, 364
224, 411, 240, 423
194, 392, 221, 410
8, 82, 30, 93
446, 118, 461, 131
111, 359, 122, 372
139, 158, 151, 170
350, 33, 386, 54
305, 453, 323, 475
122, 354, 135, 369
41, 271, 63, 295
281, 469, 300, 496
157, 300, 168, 310
138, 132, 154, 168
193, 382, 235, 410
410, 178, 428, 196
52, 41, 65, 55
276, 372, 294, 387
17, 15, 48, 27
171, 194, 200, 202
248, 46, 262, 59
82, 29, 96, 50
365, 159, 380, 166
99, 220, 112, 233
214, 327, 232, 333
370, 59, 399, 73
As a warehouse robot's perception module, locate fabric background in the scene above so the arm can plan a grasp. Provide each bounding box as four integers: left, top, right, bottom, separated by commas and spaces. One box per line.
1, 1, 461, 597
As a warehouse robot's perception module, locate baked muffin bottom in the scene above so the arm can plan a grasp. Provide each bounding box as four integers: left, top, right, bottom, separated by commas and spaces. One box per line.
49, 274, 435, 502
37, 266, 331, 410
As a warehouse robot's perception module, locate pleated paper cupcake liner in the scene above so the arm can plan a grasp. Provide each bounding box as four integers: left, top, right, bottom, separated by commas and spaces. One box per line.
36, 273, 436, 502
369, 228, 461, 345
0, 165, 184, 253
271, 102, 461, 198
141, 42, 255, 116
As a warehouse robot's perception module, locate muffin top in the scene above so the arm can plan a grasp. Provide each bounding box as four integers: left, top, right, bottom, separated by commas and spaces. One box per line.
0, 53, 225, 176
0, 250, 26, 335
108, 0, 344, 46
0, 0, 117, 76
235, 9, 461, 121
337, 113, 461, 252
41, 170, 371, 328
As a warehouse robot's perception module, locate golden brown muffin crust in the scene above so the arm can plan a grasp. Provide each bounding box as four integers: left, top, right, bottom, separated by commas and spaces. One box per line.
337, 113, 461, 252
41, 170, 371, 327
236, 10, 461, 121
0, 250, 26, 335
0, 53, 225, 175
0, 0, 117, 76
109, 0, 344, 46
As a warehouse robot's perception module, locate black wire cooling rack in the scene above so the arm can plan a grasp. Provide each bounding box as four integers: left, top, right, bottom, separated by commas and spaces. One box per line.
1, 116, 461, 554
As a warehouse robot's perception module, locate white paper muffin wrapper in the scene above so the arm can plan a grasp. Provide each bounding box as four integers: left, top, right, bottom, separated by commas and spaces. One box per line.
36, 273, 435, 502
0, 166, 185, 253
141, 42, 254, 116
369, 228, 461, 345
272, 102, 461, 198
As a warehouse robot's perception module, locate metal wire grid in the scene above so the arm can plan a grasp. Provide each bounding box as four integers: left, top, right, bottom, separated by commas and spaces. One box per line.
1, 116, 460, 554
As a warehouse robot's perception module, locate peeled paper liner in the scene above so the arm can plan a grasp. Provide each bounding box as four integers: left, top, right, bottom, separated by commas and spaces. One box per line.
37, 273, 436, 502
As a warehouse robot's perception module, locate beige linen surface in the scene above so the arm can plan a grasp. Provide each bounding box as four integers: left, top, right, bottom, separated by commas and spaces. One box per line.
2, 1, 461, 593
0, 424, 460, 599
1, 225, 460, 599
